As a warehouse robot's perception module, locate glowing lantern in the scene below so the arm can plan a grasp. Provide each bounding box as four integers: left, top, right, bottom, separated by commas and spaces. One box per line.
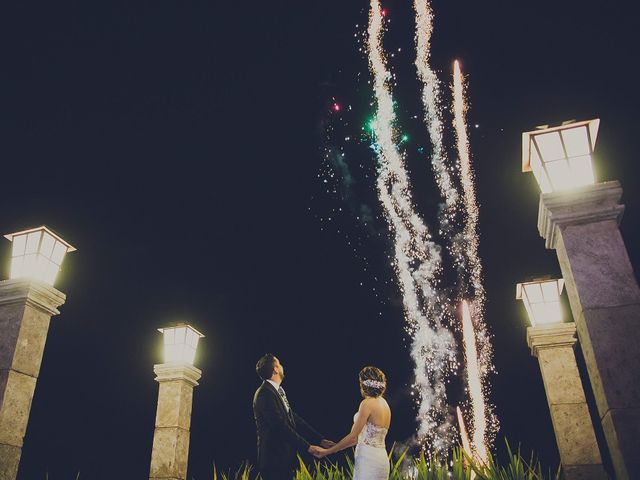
158, 324, 204, 365
522, 119, 599, 193
516, 278, 565, 327
4, 226, 76, 287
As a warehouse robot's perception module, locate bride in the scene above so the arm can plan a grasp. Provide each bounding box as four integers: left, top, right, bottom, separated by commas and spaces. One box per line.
313, 366, 390, 480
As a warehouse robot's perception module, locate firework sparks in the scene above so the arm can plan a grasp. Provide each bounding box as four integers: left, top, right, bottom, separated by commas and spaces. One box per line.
413, 0, 459, 214
456, 406, 473, 458
452, 59, 493, 368
452, 60, 483, 310
453, 60, 498, 456
456, 406, 477, 479
318, 0, 498, 456
460, 300, 488, 462
367, 0, 457, 451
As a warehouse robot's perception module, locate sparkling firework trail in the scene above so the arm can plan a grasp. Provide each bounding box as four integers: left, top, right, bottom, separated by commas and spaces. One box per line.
452, 60, 484, 311
413, 0, 459, 214
367, 0, 457, 451
456, 406, 473, 460
460, 301, 488, 462
453, 60, 497, 455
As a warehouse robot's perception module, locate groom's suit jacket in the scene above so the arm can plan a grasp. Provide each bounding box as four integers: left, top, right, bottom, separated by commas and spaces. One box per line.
253, 381, 323, 473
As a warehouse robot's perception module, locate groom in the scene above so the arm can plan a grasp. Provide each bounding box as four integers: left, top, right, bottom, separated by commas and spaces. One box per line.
253, 354, 334, 480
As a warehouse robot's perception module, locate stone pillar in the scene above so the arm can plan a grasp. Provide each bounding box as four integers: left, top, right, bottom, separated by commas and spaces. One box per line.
0, 279, 66, 480
539, 180, 640, 480
527, 323, 607, 480
149, 363, 201, 480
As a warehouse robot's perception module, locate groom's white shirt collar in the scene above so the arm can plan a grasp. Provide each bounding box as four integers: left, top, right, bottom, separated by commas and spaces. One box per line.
266, 379, 282, 390
266, 379, 289, 411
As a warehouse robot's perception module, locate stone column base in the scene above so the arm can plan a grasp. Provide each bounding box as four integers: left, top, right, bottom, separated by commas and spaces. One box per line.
563, 464, 609, 480
0, 444, 20, 480
601, 407, 640, 480
149, 426, 191, 480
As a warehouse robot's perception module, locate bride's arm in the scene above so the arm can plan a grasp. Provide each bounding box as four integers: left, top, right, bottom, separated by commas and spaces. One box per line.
323, 400, 372, 455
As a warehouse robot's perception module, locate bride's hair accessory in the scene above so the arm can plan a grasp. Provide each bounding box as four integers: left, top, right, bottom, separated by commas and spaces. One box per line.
361, 379, 385, 389
359, 366, 387, 398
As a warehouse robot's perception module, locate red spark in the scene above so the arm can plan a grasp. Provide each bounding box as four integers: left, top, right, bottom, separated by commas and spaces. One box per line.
332, 103, 341, 112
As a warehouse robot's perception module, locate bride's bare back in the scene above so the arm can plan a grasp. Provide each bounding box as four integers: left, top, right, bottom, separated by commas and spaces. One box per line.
361, 396, 391, 429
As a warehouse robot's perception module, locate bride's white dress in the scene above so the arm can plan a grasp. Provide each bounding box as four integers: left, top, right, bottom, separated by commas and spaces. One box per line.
353, 413, 390, 480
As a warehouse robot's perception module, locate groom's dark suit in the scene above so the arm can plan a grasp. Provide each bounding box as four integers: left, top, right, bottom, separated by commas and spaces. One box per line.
253, 381, 323, 480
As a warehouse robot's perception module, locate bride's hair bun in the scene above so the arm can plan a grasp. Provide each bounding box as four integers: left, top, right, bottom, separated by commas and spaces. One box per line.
359, 366, 387, 398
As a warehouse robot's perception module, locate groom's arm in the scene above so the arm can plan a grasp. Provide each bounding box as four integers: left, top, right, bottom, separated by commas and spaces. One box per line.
292, 411, 323, 444
256, 390, 311, 452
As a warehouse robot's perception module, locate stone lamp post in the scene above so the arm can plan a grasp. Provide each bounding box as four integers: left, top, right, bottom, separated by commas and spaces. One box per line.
0, 226, 75, 480
149, 324, 204, 480
516, 278, 606, 480
522, 119, 640, 479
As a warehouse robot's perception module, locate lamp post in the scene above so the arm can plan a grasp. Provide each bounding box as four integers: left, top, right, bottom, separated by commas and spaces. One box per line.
0, 226, 75, 480
149, 324, 204, 480
523, 119, 640, 479
516, 278, 606, 480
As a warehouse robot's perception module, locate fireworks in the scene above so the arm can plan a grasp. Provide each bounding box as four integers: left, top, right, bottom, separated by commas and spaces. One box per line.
460, 300, 488, 462
452, 61, 498, 457
453, 60, 483, 310
317, 0, 498, 457
367, 0, 458, 451
413, 0, 459, 213
456, 405, 473, 461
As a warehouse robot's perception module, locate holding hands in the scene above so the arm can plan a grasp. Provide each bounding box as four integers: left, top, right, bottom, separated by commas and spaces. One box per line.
308, 439, 335, 459
308, 445, 329, 459
320, 439, 336, 448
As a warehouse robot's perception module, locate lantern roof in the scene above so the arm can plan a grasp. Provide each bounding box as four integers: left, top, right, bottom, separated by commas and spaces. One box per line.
4, 226, 77, 252
157, 323, 205, 338
516, 277, 565, 300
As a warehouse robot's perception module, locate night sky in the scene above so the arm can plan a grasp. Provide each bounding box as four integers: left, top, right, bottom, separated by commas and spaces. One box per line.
2, 1, 639, 479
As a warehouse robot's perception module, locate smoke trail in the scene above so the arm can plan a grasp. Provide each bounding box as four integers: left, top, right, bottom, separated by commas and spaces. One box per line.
460, 301, 488, 462
452, 61, 498, 453
367, 0, 457, 451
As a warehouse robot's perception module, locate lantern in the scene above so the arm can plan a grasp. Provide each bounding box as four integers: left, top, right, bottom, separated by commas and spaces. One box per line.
516, 278, 565, 326
4, 226, 76, 286
522, 119, 599, 193
157, 324, 204, 365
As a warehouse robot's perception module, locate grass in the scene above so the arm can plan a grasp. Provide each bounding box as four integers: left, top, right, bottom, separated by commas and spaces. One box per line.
210, 440, 561, 480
